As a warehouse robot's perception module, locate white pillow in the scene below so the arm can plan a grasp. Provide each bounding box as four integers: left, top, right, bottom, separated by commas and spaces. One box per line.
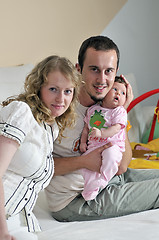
125, 73, 139, 99
127, 106, 144, 142
0, 64, 34, 103
141, 105, 156, 136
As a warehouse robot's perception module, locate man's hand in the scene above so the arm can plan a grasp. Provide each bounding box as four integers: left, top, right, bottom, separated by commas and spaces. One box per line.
120, 74, 134, 109
82, 142, 112, 173
54, 142, 112, 176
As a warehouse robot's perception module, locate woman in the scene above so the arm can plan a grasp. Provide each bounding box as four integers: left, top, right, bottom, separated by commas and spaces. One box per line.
0, 55, 80, 240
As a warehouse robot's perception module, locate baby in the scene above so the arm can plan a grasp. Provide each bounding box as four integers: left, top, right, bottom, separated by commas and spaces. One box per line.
80, 76, 127, 200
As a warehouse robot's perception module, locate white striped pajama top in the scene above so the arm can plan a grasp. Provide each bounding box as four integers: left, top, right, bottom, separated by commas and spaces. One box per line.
0, 101, 58, 232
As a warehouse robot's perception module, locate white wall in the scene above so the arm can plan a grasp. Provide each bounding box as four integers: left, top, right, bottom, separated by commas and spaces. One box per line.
102, 0, 159, 106
0, 0, 126, 67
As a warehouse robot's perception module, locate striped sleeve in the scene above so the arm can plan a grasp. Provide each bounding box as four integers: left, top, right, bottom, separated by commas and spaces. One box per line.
0, 101, 33, 144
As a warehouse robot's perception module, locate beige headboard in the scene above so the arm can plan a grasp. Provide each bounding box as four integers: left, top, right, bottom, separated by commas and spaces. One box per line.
0, 0, 127, 67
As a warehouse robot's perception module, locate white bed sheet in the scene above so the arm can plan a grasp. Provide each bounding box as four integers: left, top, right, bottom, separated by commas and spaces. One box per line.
34, 191, 159, 240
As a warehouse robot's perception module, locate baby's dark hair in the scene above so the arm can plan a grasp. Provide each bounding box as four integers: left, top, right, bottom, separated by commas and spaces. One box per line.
115, 76, 127, 87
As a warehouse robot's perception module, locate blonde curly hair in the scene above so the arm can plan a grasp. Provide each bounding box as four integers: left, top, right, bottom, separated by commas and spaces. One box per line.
2, 55, 81, 141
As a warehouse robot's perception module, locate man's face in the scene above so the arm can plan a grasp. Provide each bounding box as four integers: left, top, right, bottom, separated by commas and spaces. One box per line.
80, 48, 118, 103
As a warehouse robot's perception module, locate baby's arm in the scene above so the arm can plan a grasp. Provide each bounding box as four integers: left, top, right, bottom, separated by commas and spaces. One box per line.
80, 123, 89, 153
91, 123, 122, 139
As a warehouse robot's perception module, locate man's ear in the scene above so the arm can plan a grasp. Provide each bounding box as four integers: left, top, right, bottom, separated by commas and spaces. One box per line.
75, 63, 81, 73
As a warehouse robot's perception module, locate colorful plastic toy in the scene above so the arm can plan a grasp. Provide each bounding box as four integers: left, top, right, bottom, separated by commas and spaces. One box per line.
127, 89, 159, 142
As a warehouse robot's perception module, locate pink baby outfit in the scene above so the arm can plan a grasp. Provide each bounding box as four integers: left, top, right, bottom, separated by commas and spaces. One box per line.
81, 104, 127, 200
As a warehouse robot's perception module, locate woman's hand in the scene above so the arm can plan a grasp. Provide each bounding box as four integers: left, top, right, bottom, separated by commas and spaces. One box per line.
0, 136, 19, 240
0, 233, 16, 240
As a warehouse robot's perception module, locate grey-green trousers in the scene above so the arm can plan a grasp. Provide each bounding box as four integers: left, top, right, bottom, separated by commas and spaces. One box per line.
52, 168, 159, 222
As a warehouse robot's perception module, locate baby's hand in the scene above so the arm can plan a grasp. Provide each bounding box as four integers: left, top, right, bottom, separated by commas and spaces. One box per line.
90, 127, 101, 138
79, 142, 87, 153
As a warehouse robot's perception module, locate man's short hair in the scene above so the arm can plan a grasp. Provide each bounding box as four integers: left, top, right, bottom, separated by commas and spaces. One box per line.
78, 35, 120, 71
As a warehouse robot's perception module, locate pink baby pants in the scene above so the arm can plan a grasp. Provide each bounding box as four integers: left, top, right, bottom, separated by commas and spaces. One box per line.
81, 145, 122, 200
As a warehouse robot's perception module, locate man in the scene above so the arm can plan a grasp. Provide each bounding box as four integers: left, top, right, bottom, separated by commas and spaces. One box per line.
45, 36, 159, 221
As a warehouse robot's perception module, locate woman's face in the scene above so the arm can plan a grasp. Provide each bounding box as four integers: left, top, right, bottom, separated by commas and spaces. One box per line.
40, 71, 74, 118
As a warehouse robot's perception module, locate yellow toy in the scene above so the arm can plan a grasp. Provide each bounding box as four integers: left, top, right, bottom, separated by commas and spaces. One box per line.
147, 152, 159, 160
126, 120, 132, 132
128, 139, 159, 169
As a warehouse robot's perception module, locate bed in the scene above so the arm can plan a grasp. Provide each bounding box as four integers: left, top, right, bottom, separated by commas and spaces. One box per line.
1, 64, 159, 240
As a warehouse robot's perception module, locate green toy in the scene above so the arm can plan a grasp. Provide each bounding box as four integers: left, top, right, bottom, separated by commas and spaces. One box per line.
142, 100, 159, 143
89, 110, 108, 134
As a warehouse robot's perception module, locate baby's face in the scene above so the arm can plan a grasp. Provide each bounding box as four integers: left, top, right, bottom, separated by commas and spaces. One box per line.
102, 82, 126, 109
